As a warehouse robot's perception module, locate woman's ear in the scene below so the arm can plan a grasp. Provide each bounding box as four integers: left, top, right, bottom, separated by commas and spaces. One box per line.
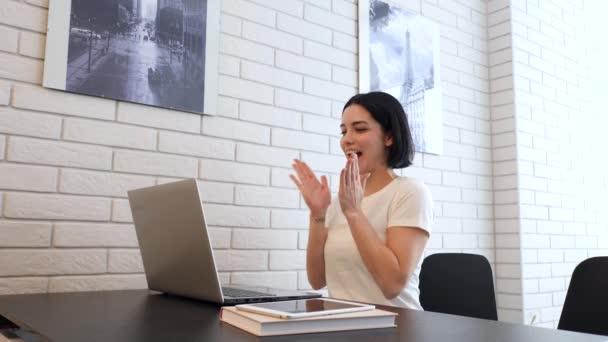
385, 133, 393, 147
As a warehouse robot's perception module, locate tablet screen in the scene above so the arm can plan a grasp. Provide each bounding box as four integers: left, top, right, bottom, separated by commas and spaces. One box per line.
243, 298, 364, 314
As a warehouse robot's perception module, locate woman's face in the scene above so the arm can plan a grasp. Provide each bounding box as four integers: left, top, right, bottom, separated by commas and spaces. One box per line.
340, 104, 393, 175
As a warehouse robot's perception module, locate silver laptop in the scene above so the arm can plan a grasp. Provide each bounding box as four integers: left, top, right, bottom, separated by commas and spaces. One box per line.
127, 179, 321, 305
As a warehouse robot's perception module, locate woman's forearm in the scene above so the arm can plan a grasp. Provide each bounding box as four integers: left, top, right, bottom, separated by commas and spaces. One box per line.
344, 210, 408, 299
306, 216, 328, 290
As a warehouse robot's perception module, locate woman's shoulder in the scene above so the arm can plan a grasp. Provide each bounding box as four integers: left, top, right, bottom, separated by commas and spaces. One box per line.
393, 176, 431, 194
390, 177, 433, 205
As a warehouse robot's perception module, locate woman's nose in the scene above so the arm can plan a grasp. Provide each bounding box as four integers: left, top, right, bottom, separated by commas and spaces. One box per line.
342, 130, 354, 143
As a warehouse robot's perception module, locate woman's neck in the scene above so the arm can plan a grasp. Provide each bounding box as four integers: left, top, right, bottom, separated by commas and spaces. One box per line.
363, 168, 396, 197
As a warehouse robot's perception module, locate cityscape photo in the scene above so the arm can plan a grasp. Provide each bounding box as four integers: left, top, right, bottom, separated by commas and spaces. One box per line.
66, 0, 208, 113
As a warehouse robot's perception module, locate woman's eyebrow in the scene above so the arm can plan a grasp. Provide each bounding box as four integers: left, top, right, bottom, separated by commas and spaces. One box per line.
340, 121, 369, 129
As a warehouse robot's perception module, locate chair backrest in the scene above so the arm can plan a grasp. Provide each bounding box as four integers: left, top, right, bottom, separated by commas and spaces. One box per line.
558, 256, 608, 335
419, 253, 497, 320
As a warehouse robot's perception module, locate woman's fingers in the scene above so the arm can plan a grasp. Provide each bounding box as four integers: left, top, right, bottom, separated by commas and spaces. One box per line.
344, 158, 351, 188
351, 156, 357, 188
353, 155, 360, 187
293, 159, 319, 184
294, 163, 314, 188
299, 160, 316, 179
360, 172, 370, 189
292, 160, 307, 181
339, 168, 345, 196
347, 156, 355, 189
289, 174, 303, 190
320, 175, 328, 190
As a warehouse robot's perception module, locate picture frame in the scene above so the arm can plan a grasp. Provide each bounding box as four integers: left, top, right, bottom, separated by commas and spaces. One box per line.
43, 0, 219, 115
359, 0, 443, 155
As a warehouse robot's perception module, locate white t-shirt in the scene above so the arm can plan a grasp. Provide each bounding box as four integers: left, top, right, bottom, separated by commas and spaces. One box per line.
323, 176, 433, 309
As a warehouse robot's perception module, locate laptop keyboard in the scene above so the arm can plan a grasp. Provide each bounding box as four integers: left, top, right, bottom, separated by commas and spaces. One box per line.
222, 287, 276, 298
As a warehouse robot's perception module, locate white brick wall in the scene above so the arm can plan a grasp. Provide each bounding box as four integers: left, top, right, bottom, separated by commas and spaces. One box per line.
270, 250, 306, 270
0, 26, 19, 53
235, 184, 300, 208
232, 229, 297, 249
63, 118, 157, 150
8, 136, 113, 169
117, 102, 200, 132
0, 277, 48, 295
204, 204, 269, 228
0, 81, 10, 106
200, 158, 269, 185
48, 275, 147, 293
53, 223, 138, 247
0, 52, 43, 83
231, 271, 298, 289
111, 199, 133, 223
0, 250, 106, 276
239, 101, 301, 129
272, 127, 329, 152
276, 50, 331, 79
108, 250, 144, 273
0, 221, 51, 247
507, 0, 608, 329
19, 31, 45, 59
275, 88, 332, 115
113, 150, 198, 178
214, 250, 268, 271
0, 163, 57, 192
4, 192, 111, 220
158, 131, 235, 160
487, 0, 523, 324
237, 143, 299, 167
59, 169, 155, 197
13, 84, 116, 120
0, 107, 62, 139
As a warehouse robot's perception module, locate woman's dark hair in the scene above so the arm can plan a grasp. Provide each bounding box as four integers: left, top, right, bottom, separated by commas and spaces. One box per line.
343, 91, 414, 169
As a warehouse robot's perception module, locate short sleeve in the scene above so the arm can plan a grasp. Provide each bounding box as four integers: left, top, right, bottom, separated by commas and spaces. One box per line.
387, 180, 433, 235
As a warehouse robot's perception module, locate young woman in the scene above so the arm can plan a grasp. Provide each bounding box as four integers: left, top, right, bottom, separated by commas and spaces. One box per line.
290, 91, 433, 309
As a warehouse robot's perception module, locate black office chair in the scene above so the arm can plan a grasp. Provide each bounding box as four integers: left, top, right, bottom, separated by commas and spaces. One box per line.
419, 253, 497, 320
558, 256, 608, 336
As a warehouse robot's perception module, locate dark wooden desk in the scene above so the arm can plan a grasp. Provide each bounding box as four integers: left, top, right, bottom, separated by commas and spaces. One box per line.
0, 290, 604, 342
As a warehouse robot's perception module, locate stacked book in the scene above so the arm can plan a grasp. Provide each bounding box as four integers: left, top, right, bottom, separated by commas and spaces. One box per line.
220, 305, 397, 337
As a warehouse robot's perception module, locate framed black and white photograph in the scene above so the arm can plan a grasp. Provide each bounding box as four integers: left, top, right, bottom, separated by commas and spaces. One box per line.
43, 0, 219, 115
359, 0, 443, 155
